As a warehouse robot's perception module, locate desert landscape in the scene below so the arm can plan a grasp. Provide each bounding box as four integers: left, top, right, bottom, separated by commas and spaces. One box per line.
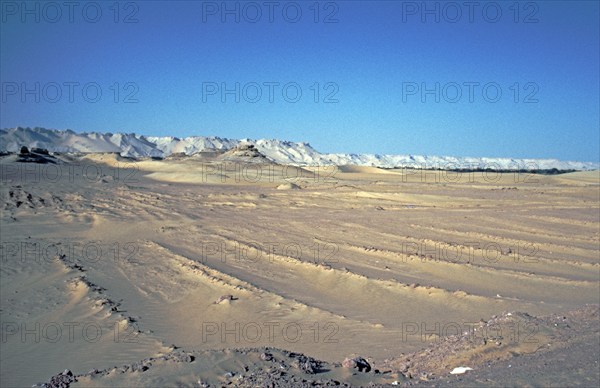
1, 144, 598, 387
2, 1, 598, 386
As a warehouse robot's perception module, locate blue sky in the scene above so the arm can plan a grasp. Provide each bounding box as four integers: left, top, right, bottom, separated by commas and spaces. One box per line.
1, 1, 598, 161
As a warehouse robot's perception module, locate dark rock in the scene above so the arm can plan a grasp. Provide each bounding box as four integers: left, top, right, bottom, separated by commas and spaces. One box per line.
43, 369, 76, 388
16, 150, 56, 164
32, 147, 49, 155
290, 354, 321, 374
342, 356, 371, 372
172, 352, 194, 363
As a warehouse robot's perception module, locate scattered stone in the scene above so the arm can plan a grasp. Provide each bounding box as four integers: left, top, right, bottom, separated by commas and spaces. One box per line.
131, 362, 149, 372
40, 369, 76, 388
171, 352, 195, 363
398, 362, 410, 373
450, 366, 473, 375
342, 356, 371, 372
289, 353, 321, 374
214, 294, 237, 304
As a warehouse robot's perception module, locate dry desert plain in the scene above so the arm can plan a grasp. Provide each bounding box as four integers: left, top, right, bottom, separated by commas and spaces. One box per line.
1, 150, 599, 387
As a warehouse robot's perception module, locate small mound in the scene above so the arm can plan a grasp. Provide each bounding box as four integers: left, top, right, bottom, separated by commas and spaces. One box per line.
219, 144, 272, 163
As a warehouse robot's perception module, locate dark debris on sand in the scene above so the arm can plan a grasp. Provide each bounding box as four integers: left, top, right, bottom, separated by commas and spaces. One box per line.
33, 305, 599, 388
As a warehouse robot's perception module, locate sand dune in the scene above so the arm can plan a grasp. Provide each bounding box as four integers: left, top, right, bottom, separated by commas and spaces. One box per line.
1, 153, 598, 387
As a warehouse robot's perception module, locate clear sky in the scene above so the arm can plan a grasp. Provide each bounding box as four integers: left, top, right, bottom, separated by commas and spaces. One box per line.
1, 0, 598, 161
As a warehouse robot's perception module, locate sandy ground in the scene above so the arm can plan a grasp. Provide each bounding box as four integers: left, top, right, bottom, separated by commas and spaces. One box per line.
0, 152, 598, 387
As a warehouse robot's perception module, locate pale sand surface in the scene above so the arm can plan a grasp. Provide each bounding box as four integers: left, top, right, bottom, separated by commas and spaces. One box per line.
1, 153, 598, 386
